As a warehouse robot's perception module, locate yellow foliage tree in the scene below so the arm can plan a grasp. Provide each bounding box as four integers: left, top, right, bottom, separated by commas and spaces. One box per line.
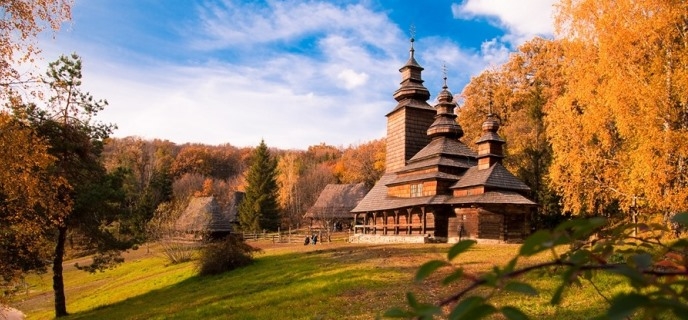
460, 38, 565, 218
550, 0, 688, 217
277, 151, 302, 227
333, 139, 385, 188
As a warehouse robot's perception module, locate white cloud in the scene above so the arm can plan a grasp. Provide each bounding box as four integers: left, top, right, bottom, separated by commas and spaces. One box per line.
479, 38, 511, 66
452, 0, 555, 39
193, 0, 402, 56
336, 69, 369, 90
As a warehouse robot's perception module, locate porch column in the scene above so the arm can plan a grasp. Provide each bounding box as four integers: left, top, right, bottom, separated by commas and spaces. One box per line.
421, 206, 426, 234
363, 213, 368, 234
372, 212, 377, 234
353, 213, 358, 234
383, 211, 388, 235
406, 208, 412, 234
394, 210, 399, 235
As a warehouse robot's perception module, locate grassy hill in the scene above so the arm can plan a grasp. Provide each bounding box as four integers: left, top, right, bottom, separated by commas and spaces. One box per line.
12, 237, 622, 319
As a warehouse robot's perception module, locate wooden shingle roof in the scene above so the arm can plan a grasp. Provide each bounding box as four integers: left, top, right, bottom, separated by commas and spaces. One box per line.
447, 191, 536, 205
451, 163, 531, 192
397, 156, 475, 173
305, 183, 370, 219
387, 171, 461, 186
409, 136, 477, 162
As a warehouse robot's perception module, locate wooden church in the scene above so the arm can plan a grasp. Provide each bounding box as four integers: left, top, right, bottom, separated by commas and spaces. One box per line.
350, 39, 536, 244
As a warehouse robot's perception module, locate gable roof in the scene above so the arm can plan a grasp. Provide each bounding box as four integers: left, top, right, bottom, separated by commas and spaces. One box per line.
176, 196, 232, 233
305, 183, 370, 219
451, 163, 531, 192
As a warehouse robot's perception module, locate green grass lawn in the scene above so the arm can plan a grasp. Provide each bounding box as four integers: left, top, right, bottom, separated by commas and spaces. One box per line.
12, 241, 627, 319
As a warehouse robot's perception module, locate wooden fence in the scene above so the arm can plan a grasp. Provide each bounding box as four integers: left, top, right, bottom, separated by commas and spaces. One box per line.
241, 228, 351, 244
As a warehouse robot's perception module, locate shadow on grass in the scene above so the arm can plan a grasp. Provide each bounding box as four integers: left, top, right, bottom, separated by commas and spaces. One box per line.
65, 245, 436, 319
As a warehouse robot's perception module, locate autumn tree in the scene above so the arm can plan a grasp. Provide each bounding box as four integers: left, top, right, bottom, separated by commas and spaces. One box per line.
549, 0, 688, 220
277, 151, 303, 227
238, 140, 281, 232
102, 137, 174, 242
16, 54, 129, 317
460, 38, 565, 225
0, 110, 70, 299
334, 139, 385, 188
171, 144, 241, 180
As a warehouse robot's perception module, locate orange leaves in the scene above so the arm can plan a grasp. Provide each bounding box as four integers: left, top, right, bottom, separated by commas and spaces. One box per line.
550, 0, 688, 214
0, 111, 71, 226
0, 0, 72, 89
334, 139, 385, 188
460, 38, 563, 211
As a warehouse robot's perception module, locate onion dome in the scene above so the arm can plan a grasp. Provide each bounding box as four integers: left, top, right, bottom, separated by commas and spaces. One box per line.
476, 113, 504, 144
482, 114, 500, 132
427, 76, 464, 139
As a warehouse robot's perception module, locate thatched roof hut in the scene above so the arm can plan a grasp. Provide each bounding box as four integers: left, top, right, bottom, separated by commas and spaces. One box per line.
305, 183, 370, 220
176, 196, 232, 234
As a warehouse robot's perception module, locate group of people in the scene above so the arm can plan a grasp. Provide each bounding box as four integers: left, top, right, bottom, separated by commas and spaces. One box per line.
304, 234, 318, 245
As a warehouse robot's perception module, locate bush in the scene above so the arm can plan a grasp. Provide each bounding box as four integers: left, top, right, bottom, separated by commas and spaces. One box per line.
196, 235, 261, 276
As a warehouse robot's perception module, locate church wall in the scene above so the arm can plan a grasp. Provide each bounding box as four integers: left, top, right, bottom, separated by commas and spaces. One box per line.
386, 109, 406, 173
386, 107, 435, 173
388, 180, 437, 197
451, 206, 531, 242
500, 205, 530, 242
404, 108, 435, 161
478, 210, 504, 240
453, 186, 485, 197
388, 184, 409, 197
451, 208, 480, 238
436, 180, 455, 195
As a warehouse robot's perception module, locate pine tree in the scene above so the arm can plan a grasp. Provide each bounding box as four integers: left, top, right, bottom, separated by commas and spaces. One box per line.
238, 140, 281, 232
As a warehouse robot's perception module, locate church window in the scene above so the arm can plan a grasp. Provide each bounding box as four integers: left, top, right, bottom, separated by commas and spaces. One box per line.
410, 183, 423, 197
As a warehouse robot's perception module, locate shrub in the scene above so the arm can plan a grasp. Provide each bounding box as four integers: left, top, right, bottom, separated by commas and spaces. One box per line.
196, 235, 261, 276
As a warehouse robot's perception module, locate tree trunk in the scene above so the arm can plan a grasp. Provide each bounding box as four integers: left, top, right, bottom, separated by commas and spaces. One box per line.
53, 226, 68, 317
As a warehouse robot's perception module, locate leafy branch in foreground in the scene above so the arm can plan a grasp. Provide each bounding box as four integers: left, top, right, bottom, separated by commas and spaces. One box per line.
385, 213, 688, 320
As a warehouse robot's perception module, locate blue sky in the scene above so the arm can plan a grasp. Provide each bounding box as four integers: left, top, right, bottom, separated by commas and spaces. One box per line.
39, 0, 555, 149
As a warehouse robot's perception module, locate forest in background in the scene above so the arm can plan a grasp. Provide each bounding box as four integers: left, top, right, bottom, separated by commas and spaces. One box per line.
99, 136, 385, 232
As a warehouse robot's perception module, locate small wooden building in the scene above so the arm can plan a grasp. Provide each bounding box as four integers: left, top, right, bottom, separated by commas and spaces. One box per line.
305, 183, 369, 230
351, 40, 536, 244
176, 196, 233, 239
